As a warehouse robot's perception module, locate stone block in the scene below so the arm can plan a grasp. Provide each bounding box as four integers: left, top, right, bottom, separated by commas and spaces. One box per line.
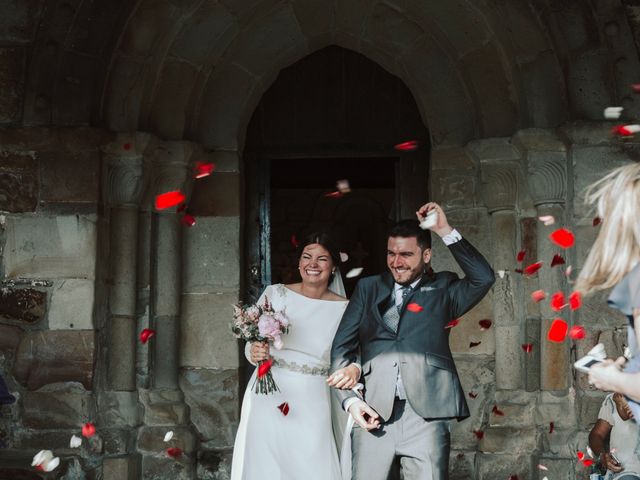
180, 293, 240, 369
535, 391, 577, 429
576, 389, 608, 428
0, 153, 38, 212
140, 454, 194, 480
189, 173, 240, 217
182, 217, 240, 293
449, 297, 495, 355
137, 426, 196, 455
488, 402, 535, 428
431, 147, 477, 171
48, 279, 94, 330
0, 47, 26, 124
101, 429, 135, 456
291, 0, 333, 38
197, 449, 233, 480
103, 456, 139, 480
179, 368, 239, 446
97, 391, 140, 428
4, 215, 97, 279
51, 50, 99, 125
542, 427, 588, 458
429, 173, 477, 209
0, 324, 23, 352
540, 318, 570, 392
568, 49, 615, 121
449, 450, 475, 480
103, 55, 146, 133
21, 385, 94, 429
479, 426, 539, 454
512, 128, 567, 152
13, 330, 95, 390
361, 3, 425, 59
197, 151, 238, 173
0, 287, 46, 324
476, 452, 534, 479
468, 138, 522, 163
39, 150, 100, 204
519, 51, 568, 128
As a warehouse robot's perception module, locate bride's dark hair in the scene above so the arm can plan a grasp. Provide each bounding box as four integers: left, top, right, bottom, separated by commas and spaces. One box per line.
297, 231, 341, 270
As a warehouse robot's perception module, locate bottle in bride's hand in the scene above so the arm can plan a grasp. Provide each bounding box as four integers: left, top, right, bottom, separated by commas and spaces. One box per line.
231, 297, 290, 394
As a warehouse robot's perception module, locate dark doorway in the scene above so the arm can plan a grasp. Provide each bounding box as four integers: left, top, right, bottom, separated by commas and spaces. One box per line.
243, 46, 430, 305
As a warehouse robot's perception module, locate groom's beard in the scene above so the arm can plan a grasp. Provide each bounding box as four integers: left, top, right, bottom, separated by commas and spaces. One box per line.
391, 264, 426, 286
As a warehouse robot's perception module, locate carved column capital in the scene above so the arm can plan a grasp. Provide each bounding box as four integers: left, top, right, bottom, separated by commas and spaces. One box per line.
527, 158, 567, 206
480, 163, 518, 213
103, 132, 156, 208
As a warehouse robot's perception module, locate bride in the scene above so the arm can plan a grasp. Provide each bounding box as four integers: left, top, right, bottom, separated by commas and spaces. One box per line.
230, 232, 360, 480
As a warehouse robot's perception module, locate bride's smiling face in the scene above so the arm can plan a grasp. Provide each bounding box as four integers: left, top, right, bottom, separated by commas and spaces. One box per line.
299, 243, 334, 286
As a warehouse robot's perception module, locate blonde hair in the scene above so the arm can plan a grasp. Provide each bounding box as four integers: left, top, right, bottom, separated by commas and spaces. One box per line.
575, 162, 640, 294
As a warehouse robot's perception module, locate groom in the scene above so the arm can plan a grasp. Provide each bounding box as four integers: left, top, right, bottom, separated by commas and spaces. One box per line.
329, 202, 495, 480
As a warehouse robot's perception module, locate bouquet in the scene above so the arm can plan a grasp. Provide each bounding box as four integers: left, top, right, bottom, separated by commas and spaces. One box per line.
232, 296, 289, 394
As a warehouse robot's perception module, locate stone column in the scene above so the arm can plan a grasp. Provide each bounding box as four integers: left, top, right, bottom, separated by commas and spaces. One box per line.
481, 164, 521, 390
103, 133, 153, 391
528, 158, 568, 392
149, 141, 197, 390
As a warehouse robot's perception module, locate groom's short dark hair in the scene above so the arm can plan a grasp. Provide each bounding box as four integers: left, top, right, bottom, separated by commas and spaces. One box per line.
388, 220, 431, 251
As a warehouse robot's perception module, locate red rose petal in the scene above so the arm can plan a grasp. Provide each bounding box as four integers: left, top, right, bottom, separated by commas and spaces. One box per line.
194, 162, 215, 179
155, 191, 186, 210
445, 319, 459, 329
548, 319, 568, 343
633, 84, 640, 93
577, 451, 585, 461
82, 422, 96, 438
479, 319, 492, 330
508, 476, 519, 480
473, 430, 484, 440
549, 422, 554, 434
523, 261, 543, 276
290, 234, 299, 249
406, 303, 424, 313
456, 453, 465, 460
514, 268, 523, 274
492, 405, 505, 416
522, 343, 533, 353
593, 217, 602, 227
469, 341, 481, 348
123, 143, 132, 150
277, 402, 290, 416
531, 290, 546, 303
166, 447, 182, 458
613, 125, 633, 136
181, 214, 196, 227
569, 291, 582, 310
550, 254, 565, 267
516, 250, 526, 262
258, 359, 273, 379
139, 328, 155, 344
582, 459, 594, 467
324, 191, 343, 198
550, 291, 566, 311
394, 140, 420, 151
468, 391, 478, 399
549, 228, 575, 249
569, 325, 586, 340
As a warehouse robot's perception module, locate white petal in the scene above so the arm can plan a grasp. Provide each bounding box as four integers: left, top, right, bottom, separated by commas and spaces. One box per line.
604, 106, 623, 119
32, 450, 52, 467
69, 435, 82, 448
345, 268, 364, 279
538, 215, 555, 226
340, 252, 349, 263
43, 457, 60, 472
538, 464, 548, 471
626, 124, 640, 133
497, 270, 506, 279
163, 431, 174, 442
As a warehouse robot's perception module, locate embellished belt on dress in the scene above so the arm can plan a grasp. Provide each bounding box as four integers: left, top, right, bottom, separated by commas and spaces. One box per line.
271, 357, 329, 376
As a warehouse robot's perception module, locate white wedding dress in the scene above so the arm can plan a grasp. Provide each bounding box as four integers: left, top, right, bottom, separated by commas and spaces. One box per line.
231, 284, 349, 480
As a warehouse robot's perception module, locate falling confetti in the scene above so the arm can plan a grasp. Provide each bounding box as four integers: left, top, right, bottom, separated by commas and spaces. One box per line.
82, 422, 96, 438
604, 107, 623, 119
539, 215, 555, 226
468, 392, 478, 399
548, 319, 568, 343
549, 228, 575, 249
612, 124, 640, 136
550, 291, 566, 311
522, 343, 533, 353
508, 475, 519, 480
69, 435, 82, 448
516, 250, 526, 262
633, 83, 640, 93
549, 421, 555, 434
473, 430, 484, 440
407, 303, 424, 313
181, 214, 196, 227
339, 252, 349, 262
324, 191, 343, 198
479, 319, 492, 330
497, 270, 506, 279
140, 328, 155, 344
277, 402, 290, 416
445, 319, 460, 329
569, 291, 582, 310
523, 262, 543, 276
394, 140, 420, 151
336, 179, 351, 193
194, 162, 215, 179
164, 431, 174, 442
155, 191, 186, 210
531, 290, 546, 303
32, 450, 60, 472
166, 447, 183, 458
565, 265, 573, 277
593, 217, 602, 227
290, 234, 299, 249
550, 254, 565, 267
469, 341, 481, 348
538, 464, 548, 471
492, 405, 505, 416
345, 268, 364, 279
123, 143, 132, 151
569, 325, 586, 340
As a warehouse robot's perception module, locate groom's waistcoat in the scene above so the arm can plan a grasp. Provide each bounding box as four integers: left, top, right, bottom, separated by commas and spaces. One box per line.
331, 238, 495, 422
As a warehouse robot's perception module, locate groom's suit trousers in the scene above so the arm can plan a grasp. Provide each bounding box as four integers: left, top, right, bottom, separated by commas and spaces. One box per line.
351, 398, 450, 480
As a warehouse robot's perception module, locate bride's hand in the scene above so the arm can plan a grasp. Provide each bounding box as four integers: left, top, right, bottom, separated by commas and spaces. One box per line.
326, 364, 360, 390
250, 342, 270, 363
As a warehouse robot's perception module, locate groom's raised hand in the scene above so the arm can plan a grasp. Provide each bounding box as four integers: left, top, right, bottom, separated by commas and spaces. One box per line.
416, 202, 453, 238
348, 400, 381, 430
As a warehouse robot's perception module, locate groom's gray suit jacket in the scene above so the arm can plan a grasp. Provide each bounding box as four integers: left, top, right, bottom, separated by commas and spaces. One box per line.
331, 238, 495, 422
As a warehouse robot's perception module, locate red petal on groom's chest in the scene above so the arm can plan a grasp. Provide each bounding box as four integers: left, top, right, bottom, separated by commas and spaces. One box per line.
406, 303, 423, 313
